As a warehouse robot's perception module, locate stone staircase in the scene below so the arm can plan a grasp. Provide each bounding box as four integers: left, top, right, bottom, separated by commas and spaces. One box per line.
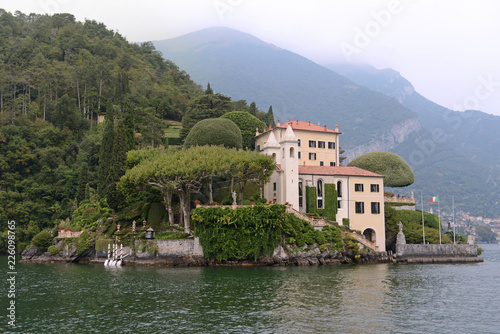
285, 206, 379, 252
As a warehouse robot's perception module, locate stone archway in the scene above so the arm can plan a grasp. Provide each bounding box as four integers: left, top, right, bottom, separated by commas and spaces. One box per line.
363, 228, 376, 243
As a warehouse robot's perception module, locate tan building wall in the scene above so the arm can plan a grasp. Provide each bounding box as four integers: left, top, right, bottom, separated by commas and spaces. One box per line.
348, 176, 385, 251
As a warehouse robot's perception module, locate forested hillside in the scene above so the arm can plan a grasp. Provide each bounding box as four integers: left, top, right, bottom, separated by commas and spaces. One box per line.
0, 10, 204, 248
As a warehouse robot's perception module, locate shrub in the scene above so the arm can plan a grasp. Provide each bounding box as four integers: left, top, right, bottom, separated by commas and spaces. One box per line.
48, 245, 62, 255
184, 118, 242, 149
348, 151, 414, 187
31, 231, 52, 251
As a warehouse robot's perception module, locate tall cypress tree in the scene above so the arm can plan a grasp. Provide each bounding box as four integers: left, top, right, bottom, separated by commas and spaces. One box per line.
76, 162, 88, 204
97, 100, 114, 198
107, 120, 128, 209
266, 105, 275, 126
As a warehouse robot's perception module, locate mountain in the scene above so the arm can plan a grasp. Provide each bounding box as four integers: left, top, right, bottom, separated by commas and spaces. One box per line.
154, 28, 500, 218
154, 27, 419, 148
327, 63, 500, 167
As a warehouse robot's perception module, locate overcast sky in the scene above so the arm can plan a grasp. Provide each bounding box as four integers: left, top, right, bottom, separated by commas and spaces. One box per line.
3, 0, 500, 116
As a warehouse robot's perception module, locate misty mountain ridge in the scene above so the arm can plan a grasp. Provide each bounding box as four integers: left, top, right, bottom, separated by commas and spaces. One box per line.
154, 27, 419, 148
153, 27, 500, 218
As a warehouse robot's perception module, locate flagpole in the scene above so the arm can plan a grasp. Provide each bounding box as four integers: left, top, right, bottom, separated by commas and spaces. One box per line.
452, 196, 456, 244
421, 192, 425, 244
438, 194, 441, 244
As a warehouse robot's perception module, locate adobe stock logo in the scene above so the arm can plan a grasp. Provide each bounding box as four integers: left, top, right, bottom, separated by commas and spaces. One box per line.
340, 0, 403, 62
408, 73, 500, 166
38, 0, 70, 14
213, 0, 244, 20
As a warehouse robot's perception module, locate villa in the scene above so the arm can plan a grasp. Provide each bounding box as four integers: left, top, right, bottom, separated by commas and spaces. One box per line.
255, 120, 386, 251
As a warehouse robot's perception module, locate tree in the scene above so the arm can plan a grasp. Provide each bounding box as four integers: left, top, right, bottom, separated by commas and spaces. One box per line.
184, 118, 242, 149
205, 83, 213, 94
106, 119, 128, 209
475, 225, 497, 243
97, 100, 114, 198
220, 111, 265, 149
180, 93, 232, 138
118, 146, 274, 233
248, 102, 258, 116
76, 162, 88, 204
348, 151, 414, 187
266, 105, 275, 127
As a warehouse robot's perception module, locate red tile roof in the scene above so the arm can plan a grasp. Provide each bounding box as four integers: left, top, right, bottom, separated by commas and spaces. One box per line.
277, 120, 340, 133
256, 120, 341, 138
299, 165, 384, 177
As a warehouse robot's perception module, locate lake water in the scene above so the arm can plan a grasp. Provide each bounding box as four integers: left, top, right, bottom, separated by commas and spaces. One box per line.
2, 244, 499, 333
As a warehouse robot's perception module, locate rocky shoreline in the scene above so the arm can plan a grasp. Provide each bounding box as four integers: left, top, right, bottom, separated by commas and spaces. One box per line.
20, 242, 393, 267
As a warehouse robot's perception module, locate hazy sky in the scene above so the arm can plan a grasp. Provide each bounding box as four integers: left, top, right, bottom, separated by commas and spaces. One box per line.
3, 0, 500, 115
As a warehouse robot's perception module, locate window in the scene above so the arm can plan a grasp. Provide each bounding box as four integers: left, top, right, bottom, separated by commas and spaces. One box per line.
309, 140, 316, 148
273, 182, 277, 191
330, 162, 335, 166
272, 153, 276, 162
309, 153, 316, 160
256, 145, 261, 151
318, 141, 325, 148
355, 183, 364, 192
355, 202, 365, 214
319, 161, 324, 166
298, 139, 301, 147
371, 202, 380, 214
328, 142, 335, 149
298, 151, 301, 159
370, 184, 380, 192
337, 181, 342, 209
289, 147, 295, 158
298, 179, 303, 207
317, 180, 323, 208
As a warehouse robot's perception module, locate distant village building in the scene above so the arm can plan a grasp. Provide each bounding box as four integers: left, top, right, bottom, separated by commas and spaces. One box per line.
255, 120, 386, 251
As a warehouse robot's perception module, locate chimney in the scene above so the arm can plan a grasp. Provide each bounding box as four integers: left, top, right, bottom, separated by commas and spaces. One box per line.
277, 118, 280, 126
255, 127, 260, 136
308, 121, 310, 125
324, 125, 327, 131
335, 123, 339, 132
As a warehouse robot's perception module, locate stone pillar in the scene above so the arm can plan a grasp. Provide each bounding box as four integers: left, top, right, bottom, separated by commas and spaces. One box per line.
396, 221, 406, 245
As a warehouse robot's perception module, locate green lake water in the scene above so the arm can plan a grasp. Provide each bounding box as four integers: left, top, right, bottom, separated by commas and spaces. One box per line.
1, 244, 499, 333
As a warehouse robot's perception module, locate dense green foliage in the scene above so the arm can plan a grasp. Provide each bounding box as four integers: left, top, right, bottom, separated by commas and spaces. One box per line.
348, 151, 414, 187
315, 183, 338, 221
180, 92, 232, 138
192, 204, 344, 261
475, 225, 497, 243
183, 118, 242, 149
220, 111, 265, 149
0, 10, 204, 252
385, 206, 446, 251
31, 231, 52, 251
106, 120, 128, 209
305, 184, 337, 220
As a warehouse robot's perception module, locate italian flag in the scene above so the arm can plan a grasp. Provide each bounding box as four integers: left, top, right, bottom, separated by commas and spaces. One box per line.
430, 196, 438, 203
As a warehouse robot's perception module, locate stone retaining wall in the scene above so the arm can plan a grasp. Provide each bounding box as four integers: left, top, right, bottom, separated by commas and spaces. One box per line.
396, 244, 481, 262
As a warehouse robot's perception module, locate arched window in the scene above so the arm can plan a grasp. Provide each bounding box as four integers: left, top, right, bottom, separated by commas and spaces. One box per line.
289, 147, 295, 158
337, 181, 342, 209
298, 179, 303, 207
317, 179, 323, 208
272, 153, 276, 162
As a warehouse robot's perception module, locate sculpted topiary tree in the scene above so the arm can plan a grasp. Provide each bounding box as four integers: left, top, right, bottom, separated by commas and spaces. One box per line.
183, 118, 243, 149
220, 111, 265, 149
348, 151, 414, 187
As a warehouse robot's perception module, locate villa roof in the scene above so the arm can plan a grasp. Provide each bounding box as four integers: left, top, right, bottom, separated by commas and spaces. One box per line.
277, 120, 339, 133
299, 165, 384, 178
256, 120, 341, 138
